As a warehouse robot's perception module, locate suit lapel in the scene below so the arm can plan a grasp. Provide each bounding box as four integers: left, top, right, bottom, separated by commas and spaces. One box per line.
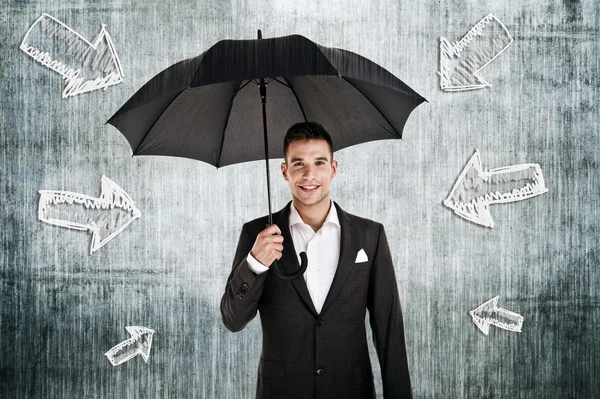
319, 202, 361, 316
275, 202, 319, 316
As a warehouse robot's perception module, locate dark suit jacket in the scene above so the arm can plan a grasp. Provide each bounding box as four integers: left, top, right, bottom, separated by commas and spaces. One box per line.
220, 201, 412, 399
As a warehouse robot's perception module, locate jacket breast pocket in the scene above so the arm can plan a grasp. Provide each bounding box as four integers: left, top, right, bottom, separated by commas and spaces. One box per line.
260, 358, 285, 380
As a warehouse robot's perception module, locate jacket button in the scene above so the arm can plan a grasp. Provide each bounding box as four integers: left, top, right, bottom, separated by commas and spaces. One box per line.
316, 319, 324, 327
316, 367, 325, 375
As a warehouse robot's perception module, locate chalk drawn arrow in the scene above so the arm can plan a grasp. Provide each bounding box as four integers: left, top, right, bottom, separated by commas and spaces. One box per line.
38, 176, 141, 254
105, 326, 154, 366
439, 14, 513, 91
20, 13, 123, 98
470, 296, 523, 336
443, 149, 548, 227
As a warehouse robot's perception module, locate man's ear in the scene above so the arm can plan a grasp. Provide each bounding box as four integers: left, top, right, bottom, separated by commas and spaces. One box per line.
331, 160, 338, 179
281, 162, 288, 181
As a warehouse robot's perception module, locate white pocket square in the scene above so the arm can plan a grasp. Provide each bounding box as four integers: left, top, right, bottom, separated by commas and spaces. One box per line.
355, 248, 368, 263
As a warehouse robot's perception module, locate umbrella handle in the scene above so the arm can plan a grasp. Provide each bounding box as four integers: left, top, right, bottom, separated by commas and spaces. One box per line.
271, 252, 308, 280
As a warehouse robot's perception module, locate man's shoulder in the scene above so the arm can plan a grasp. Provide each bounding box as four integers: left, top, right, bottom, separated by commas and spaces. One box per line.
334, 202, 384, 230
343, 209, 382, 225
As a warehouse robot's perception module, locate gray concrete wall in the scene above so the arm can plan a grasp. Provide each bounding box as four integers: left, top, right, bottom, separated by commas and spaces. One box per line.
1, 0, 598, 397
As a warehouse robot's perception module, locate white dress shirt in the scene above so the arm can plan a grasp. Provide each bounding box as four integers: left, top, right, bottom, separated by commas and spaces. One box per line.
246, 200, 341, 314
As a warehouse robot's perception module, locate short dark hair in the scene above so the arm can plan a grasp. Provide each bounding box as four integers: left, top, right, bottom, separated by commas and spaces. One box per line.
283, 122, 334, 163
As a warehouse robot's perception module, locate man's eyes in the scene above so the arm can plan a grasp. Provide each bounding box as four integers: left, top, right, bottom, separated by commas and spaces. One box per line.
294, 162, 325, 167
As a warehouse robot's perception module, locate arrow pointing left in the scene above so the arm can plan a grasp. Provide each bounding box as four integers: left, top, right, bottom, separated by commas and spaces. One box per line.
105, 326, 155, 366
38, 176, 141, 254
470, 296, 523, 336
444, 149, 548, 228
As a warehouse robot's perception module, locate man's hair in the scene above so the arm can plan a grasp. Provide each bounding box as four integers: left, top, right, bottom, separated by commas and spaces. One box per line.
283, 122, 334, 163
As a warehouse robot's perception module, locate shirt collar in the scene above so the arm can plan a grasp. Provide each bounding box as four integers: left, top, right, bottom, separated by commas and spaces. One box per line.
289, 200, 340, 229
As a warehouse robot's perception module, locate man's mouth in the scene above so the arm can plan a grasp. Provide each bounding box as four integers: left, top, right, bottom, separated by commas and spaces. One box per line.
299, 185, 320, 193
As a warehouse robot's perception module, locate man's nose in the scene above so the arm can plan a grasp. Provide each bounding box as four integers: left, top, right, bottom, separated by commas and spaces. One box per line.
303, 164, 316, 178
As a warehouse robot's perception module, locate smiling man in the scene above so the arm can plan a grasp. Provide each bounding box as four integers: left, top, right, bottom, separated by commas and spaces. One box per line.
220, 122, 412, 399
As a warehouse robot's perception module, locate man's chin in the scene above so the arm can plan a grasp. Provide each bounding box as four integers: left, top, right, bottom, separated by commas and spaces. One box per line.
292, 193, 329, 208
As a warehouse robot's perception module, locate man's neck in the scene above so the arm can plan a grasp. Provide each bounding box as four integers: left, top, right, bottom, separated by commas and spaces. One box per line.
293, 198, 332, 233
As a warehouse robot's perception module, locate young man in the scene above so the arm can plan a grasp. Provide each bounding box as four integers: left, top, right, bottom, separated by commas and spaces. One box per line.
220, 122, 412, 399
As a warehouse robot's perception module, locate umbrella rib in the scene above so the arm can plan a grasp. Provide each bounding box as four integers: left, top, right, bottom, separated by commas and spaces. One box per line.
341, 77, 402, 139
271, 77, 290, 88
131, 90, 185, 154
282, 77, 308, 123
234, 79, 252, 93
216, 80, 243, 167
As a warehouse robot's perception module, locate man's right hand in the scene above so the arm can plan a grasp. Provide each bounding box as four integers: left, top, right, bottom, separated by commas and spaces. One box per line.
250, 224, 284, 267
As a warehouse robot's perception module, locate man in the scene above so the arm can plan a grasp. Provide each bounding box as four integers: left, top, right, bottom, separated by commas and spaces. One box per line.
220, 122, 412, 398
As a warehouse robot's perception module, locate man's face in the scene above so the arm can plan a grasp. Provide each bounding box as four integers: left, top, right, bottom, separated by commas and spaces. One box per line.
281, 139, 338, 210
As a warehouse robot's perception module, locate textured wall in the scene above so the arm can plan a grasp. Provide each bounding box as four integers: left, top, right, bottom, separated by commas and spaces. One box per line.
1, 0, 598, 398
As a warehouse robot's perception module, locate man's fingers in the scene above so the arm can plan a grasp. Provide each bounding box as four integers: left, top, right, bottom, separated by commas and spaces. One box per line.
261, 224, 282, 237
270, 224, 282, 236
251, 224, 285, 267
258, 229, 283, 245
270, 235, 284, 244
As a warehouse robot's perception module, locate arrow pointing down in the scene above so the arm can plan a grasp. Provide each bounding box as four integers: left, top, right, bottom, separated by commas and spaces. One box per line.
20, 13, 123, 98
439, 13, 513, 91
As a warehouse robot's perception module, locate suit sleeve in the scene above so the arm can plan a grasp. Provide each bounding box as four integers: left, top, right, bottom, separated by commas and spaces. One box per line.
367, 224, 413, 399
220, 223, 270, 332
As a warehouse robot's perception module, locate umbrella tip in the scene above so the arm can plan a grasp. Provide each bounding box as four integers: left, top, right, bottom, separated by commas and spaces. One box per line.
257, 29, 262, 39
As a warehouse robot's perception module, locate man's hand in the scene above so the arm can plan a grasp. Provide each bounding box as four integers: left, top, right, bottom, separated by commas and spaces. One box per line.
250, 224, 284, 267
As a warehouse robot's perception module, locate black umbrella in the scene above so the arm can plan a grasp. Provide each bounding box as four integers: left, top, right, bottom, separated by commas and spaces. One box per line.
107, 30, 426, 280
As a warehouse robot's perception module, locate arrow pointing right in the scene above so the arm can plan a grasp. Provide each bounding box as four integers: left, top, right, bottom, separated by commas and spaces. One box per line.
38, 175, 141, 253
470, 296, 524, 336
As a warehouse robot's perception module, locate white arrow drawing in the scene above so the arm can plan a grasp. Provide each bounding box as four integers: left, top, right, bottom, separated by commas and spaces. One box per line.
38, 176, 141, 254
470, 296, 523, 336
105, 326, 155, 366
439, 14, 513, 91
20, 13, 123, 98
443, 149, 548, 228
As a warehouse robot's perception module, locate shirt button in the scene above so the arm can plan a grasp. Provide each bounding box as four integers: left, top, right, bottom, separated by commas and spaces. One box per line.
317, 319, 324, 327
316, 367, 325, 375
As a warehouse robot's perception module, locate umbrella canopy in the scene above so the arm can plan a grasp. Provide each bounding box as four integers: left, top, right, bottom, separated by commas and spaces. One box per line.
107, 33, 426, 167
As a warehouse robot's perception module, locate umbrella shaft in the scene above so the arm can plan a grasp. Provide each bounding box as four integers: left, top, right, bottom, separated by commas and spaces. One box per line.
260, 78, 273, 226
